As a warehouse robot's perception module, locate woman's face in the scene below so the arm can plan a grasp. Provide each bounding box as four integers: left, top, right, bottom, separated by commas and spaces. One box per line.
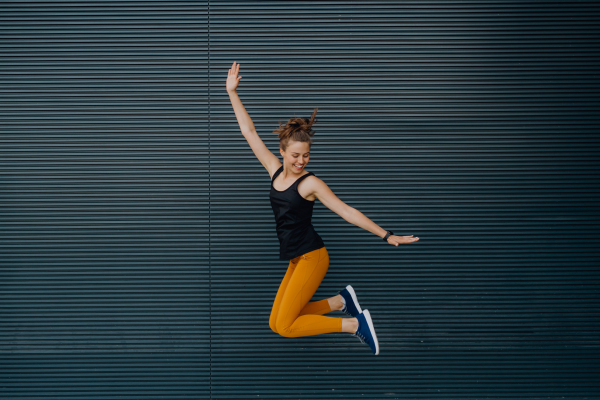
280, 140, 310, 173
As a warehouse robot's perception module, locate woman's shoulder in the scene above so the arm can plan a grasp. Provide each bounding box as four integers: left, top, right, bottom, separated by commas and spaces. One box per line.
269, 163, 284, 181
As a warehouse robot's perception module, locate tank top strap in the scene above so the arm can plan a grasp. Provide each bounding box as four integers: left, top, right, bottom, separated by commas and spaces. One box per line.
292, 172, 314, 188
271, 165, 284, 183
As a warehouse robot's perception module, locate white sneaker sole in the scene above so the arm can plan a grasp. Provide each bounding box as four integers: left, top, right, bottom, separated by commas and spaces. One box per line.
362, 309, 379, 355
345, 285, 363, 314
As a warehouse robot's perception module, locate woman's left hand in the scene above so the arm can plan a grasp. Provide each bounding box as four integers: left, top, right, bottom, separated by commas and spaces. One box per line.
388, 234, 419, 246
226, 61, 242, 93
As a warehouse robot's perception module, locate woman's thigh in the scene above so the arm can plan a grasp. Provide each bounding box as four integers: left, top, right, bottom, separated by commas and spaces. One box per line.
275, 247, 329, 328
269, 257, 299, 332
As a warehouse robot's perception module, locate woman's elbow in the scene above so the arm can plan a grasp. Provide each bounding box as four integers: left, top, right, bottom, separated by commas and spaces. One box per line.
343, 206, 356, 222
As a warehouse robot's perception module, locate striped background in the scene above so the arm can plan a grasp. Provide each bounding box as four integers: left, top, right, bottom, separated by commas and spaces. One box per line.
1, 1, 599, 398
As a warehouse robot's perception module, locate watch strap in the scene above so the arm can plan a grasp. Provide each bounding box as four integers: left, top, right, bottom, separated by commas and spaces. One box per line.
383, 230, 394, 242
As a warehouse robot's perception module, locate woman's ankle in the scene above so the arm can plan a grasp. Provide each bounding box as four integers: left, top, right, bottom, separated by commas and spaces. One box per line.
327, 294, 344, 311
341, 317, 359, 333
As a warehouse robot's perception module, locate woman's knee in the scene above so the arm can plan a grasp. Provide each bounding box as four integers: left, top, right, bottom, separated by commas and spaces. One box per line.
269, 311, 279, 334
276, 324, 293, 337
275, 317, 294, 337
270, 315, 293, 337
269, 321, 279, 335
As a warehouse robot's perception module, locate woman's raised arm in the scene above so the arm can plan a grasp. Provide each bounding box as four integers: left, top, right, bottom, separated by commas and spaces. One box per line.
226, 61, 280, 175
227, 61, 255, 134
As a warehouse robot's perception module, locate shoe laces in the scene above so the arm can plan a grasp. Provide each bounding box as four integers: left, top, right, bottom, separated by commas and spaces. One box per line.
353, 330, 368, 345
338, 291, 353, 316
341, 305, 353, 317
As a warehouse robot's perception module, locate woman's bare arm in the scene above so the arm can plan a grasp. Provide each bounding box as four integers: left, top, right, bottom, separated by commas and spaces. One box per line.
309, 177, 420, 246
227, 79, 255, 135
226, 61, 280, 175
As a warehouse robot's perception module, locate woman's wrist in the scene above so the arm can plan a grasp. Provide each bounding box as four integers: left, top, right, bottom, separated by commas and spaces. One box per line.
382, 230, 394, 242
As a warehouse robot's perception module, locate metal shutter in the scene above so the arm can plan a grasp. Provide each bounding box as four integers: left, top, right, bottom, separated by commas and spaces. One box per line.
208, 1, 599, 399
2, 1, 599, 399
0, 2, 211, 399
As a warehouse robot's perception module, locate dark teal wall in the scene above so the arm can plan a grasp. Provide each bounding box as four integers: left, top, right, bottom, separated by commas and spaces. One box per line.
0, 1, 211, 398
1, 1, 599, 399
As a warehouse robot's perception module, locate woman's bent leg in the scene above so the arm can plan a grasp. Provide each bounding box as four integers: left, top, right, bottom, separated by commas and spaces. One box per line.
298, 298, 332, 316
270, 248, 338, 335
269, 259, 297, 334
275, 247, 343, 337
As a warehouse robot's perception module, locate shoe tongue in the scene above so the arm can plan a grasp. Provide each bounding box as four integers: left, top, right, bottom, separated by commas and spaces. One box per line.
340, 293, 347, 308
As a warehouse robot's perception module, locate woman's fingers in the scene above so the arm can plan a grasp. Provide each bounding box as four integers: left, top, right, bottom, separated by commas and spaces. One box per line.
229, 61, 240, 77
226, 62, 242, 92
385, 235, 418, 245
390, 235, 420, 245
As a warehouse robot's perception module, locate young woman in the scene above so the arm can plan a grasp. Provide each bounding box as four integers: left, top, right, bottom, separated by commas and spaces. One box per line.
226, 61, 419, 355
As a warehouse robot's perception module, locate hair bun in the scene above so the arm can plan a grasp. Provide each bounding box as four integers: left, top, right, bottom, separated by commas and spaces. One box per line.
273, 108, 318, 150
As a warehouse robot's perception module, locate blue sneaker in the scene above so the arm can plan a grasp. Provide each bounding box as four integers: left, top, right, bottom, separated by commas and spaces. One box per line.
353, 309, 380, 355
337, 285, 362, 317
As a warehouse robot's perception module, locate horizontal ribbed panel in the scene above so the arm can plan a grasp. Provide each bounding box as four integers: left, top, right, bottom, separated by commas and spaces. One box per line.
1, 1, 599, 399
208, 1, 600, 399
0, 1, 211, 399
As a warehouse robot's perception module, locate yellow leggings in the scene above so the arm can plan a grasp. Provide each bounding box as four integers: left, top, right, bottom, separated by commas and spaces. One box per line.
269, 246, 344, 337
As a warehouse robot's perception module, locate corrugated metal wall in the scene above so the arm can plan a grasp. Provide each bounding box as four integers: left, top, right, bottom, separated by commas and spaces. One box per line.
2, 1, 599, 399
0, 1, 211, 398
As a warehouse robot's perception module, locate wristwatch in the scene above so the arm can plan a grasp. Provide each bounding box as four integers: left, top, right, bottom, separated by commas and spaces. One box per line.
382, 230, 394, 242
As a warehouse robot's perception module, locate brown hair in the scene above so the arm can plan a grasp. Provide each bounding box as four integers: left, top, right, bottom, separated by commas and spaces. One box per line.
273, 108, 318, 151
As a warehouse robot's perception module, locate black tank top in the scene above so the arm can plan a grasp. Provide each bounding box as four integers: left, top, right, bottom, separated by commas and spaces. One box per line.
269, 165, 325, 260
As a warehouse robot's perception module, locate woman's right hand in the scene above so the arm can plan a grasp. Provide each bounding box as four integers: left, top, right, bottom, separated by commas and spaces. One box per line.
226, 61, 242, 93
387, 235, 420, 246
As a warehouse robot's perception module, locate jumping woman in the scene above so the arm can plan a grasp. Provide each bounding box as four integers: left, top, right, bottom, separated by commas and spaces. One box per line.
226, 61, 419, 355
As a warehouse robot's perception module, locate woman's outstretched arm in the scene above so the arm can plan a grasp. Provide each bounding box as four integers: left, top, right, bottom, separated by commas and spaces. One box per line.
226, 61, 280, 175
309, 177, 420, 246
227, 61, 255, 134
